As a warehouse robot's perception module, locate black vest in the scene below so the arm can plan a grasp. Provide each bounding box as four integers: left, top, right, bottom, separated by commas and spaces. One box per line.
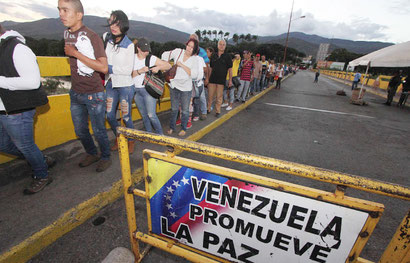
0, 36, 48, 113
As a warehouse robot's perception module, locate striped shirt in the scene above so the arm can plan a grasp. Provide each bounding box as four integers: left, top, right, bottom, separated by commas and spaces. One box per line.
240, 60, 254, 81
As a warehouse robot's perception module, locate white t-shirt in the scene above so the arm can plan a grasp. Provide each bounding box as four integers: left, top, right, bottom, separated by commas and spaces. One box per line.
133, 55, 157, 88
161, 48, 198, 92
196, 56, 206, 86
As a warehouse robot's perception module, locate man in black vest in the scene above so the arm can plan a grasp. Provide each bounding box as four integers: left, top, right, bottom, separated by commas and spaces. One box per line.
0, 24, 54, 194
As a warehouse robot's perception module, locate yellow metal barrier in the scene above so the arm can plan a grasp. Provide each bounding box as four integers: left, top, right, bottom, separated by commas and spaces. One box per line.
320, 70, 402, 91
117, 128, 410, 263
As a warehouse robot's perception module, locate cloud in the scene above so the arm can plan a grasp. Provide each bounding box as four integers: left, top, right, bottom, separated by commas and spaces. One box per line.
0, 1, 57, 21
26, 3, 58, 18
127, 3, 388, 42
389, 0, 410, 15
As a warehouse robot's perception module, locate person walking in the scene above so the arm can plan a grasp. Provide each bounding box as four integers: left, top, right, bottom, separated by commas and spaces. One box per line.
275, 65, 284, 89
314, 70, 320, 83
103, 10, 136, 154
58, 0, 111, 172
0, 25, 54, 194
132, 38, 171, 135
384, 71, 402, 106
162, 39, 199, 136
352, 72, 361, 90
208, 40, 232, 117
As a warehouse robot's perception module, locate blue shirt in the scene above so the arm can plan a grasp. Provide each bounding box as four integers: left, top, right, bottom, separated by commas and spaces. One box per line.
198, 47, 209, 64
354, 73, 361, 82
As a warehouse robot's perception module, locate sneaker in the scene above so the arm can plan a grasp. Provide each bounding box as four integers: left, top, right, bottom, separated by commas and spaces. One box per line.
215, 113, 220, 117
96, 159, 112, 173
226, 106, 232, 111
176, 119, 181, 126
23, 177, 53, 195
79, 154, 100, 168
193, 116, 199, 122
221, 103, 229, 108
200, 114, 207, 120
44, 155, 56, 169
187, 121, 192, 129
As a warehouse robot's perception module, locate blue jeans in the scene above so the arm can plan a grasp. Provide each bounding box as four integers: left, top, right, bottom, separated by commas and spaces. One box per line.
352, 81, 359, 90
0, 109, 48, 178
169, 88, 191, 131
223, 80, 235, 104
106, 81, 135, 138
192, 83, 204, 118
200, 87, 208, 114
70, 89, 110, 160
260, 73, 267, 90
251, 77, 261, 93
134, 88, 163, 135
237, 80, 251, 101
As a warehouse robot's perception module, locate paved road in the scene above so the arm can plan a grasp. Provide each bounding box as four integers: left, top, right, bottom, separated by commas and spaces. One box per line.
30, 70, 409, 262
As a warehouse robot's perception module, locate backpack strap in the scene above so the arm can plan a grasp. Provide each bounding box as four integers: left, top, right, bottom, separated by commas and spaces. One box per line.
145, 54, 152, 68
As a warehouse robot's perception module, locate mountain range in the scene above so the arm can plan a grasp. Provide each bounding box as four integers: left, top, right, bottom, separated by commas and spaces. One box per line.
1, 16, 394, 57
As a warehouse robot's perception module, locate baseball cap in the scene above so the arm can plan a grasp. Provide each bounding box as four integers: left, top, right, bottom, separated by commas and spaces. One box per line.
256, 54, 260, 57
137, 38, 151, 52
243, 50, 249, 54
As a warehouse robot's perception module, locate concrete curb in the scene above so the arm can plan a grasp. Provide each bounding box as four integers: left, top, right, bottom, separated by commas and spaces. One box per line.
0, 75, 290, 263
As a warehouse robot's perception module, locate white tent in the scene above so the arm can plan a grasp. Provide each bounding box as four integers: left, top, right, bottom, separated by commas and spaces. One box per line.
347, 41, 410, 99
349, 41, 410, 68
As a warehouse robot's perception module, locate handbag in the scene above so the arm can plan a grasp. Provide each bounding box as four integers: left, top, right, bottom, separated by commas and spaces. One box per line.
274, 75, 279, 81
232, 76, 241, 88
143, 55, 164, 99
164, 50, 183, 83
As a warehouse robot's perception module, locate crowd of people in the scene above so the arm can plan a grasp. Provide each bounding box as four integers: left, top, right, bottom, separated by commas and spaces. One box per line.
0, 0, 298, 194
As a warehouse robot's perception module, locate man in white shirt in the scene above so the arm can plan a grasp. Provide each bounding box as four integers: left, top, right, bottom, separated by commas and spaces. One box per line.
0, 24, 54, 194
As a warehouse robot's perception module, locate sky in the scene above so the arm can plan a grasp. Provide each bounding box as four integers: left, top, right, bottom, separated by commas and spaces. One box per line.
1, 0, 409, 44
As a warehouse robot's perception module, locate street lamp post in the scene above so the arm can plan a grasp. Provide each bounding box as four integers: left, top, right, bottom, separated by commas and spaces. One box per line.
282, 0, 305, 65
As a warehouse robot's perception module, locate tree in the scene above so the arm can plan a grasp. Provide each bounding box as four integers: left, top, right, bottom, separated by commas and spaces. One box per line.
252, 35, 258, 42
195, 29, 201, 41
327, 48, 362, 63
207, 30, 212, 39
239, 34, 245, 43
202, 30, 207, 40
218, 30, 223, 40
212, 30, 218, 40
232, 34, 239, 45
245, 34, 251, 42
224, 32, 230, 41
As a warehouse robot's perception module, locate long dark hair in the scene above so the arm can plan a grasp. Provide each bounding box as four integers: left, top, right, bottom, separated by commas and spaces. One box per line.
107, 10, 129, 46
186, 38, 199, 55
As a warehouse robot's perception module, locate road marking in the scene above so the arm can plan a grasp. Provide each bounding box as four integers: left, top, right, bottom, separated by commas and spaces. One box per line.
264, 103, 375, 119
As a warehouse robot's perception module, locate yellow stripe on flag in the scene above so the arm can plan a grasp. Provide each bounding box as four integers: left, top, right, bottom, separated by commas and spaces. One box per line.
148, 158, 182, 199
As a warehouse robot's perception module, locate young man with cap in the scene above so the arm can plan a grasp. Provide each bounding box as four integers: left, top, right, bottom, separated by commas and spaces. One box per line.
0, 24, 54, 194
58, 0, 111, 172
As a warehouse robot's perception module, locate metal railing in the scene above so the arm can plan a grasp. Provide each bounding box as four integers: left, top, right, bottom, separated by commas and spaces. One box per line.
117, 128, 409, 263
